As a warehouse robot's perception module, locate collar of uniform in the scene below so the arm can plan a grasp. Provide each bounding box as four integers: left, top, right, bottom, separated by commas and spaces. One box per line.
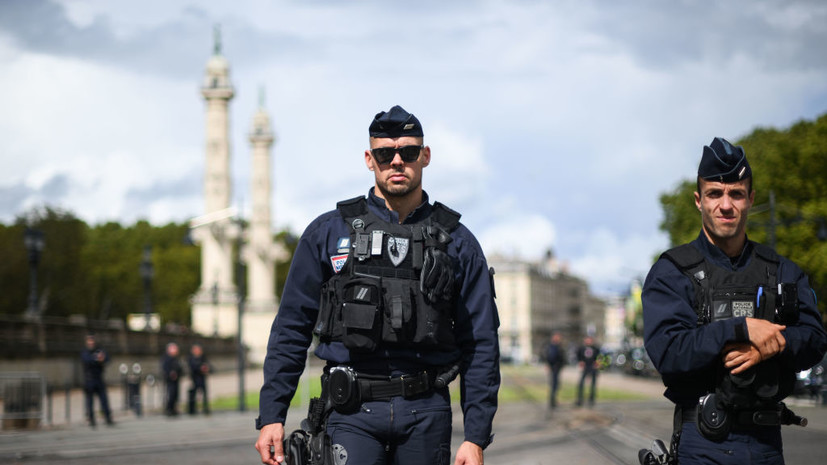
694, 230, 753, 270
366, 187, 432, 224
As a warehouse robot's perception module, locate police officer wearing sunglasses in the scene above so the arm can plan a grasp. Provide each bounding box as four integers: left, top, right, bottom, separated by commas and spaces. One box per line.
641, 138, 827, 464
255, 105, 500, 465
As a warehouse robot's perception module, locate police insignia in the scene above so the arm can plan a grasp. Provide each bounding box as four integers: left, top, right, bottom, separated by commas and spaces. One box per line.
387, 237, 409, 266
330, 254, 348, 273
336, 237, 350, 253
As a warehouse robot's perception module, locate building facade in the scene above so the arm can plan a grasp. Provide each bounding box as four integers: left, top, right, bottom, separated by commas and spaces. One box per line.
489, 251, 606, 363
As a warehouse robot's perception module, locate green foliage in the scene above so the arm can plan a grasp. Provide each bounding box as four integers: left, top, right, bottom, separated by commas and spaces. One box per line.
1, 209, 297, 327
657, 113, 827, 320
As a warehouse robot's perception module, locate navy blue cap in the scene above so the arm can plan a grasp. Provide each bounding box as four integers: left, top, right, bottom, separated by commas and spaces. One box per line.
369, 105, 423, 138
698, 137, 751, 183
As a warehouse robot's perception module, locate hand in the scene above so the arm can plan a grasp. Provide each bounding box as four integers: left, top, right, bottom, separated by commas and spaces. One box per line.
255, 423, 285, 465
722, 343, 762, 374
745, 317, 786, 359
454, 441, 483, 465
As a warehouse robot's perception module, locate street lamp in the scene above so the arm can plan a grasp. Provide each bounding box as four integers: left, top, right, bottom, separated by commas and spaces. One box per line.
139, 245, 154, 331
23, 228, 44, 320
234, 217, 247, 412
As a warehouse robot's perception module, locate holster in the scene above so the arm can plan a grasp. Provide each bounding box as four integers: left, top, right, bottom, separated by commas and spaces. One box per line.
283, 430, 310, 465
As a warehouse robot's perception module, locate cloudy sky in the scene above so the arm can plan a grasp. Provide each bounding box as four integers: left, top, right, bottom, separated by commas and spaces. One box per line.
1, 0, 825, 296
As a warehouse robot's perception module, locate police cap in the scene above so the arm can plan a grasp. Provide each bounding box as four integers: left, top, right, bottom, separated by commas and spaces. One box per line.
369, 105, 423, 138
698, 137, 752, 183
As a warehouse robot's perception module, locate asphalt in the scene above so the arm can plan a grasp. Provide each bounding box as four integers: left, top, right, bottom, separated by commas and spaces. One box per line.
1, 366, 825, 464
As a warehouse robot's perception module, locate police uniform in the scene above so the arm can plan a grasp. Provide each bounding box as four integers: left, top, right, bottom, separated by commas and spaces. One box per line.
257, 106, 501, 465
642, 138, 827, 464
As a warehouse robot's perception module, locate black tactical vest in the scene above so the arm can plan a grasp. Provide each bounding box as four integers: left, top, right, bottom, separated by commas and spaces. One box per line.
313, 197, 461, 353
661, 243, 796, 408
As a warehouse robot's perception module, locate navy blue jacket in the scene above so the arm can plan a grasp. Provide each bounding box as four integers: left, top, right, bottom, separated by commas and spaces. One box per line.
257, 189, 501, 448
642, 231, 827, 406
81, 347, 109, 387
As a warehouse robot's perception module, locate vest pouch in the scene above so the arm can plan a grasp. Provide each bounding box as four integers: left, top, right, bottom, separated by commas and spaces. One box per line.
710, 287, 758, 322
381, 279, 415, 345
412, 281, 455, 348
342, 303, 379, 351
341, 277, 383, 352
314, 277, 341, 341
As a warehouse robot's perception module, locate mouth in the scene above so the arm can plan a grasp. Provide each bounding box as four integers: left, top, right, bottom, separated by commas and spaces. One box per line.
388, 173, 408, 183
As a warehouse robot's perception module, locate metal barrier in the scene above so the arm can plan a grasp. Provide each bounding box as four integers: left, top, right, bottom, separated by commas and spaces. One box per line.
1, 372, 45, 430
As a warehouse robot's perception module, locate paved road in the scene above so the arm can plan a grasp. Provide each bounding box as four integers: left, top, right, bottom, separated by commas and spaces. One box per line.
2, 367, 826, 464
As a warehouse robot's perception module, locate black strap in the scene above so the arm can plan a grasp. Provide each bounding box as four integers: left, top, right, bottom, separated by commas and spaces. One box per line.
337, 196, 368, 220
357, 371, 435, 401
661, 244, 708, 324
431, 202, 461, 232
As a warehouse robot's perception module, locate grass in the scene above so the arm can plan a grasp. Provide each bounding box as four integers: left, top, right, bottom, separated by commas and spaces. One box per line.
211, 364, 650, 411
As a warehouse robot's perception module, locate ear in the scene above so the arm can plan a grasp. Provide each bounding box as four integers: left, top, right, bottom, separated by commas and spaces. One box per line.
694, 190, 701, 210
421, 146, 431, 168
365, 149, 375, 171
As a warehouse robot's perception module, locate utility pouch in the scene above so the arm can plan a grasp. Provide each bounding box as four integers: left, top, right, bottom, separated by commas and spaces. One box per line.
314, 278, 342, 340
381, 280, 415, 344
697, 393, 731, 441
775, 283, 799, 324
341, 277, 382, 352
412, 283, 455, 347
328, 366, 361, 414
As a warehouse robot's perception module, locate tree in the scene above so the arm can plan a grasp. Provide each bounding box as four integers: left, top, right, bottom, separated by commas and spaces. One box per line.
1, 207, 298, 327
657, 113, 827, 320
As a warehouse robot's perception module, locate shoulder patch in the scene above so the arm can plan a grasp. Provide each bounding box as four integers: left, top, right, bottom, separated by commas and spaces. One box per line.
336, 237, 350, 253
330, 254, 348, 273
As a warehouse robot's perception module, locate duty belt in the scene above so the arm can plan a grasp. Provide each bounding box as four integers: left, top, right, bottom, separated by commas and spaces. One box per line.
358, 371, 435, 401
681, 404, 787, 428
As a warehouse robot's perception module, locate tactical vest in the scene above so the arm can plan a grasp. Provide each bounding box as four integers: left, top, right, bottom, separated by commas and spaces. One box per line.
661, 243, 797, 408
313, 197, 461, 353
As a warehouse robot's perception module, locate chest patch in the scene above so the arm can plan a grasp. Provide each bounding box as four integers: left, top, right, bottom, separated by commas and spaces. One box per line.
387, 237, 409, 266
330, 254, 348, 274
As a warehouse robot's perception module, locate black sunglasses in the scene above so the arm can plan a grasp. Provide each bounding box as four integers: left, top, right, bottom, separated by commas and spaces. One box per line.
370, 145, 423, 164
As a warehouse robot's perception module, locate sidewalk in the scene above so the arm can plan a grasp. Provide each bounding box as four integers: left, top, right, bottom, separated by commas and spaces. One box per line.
0, 366, 638, 464
33, 364, 664, 428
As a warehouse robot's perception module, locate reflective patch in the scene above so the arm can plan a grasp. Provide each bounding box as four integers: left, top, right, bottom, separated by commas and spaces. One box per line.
713, 301, 731, 320
337, 237, 350, 253
387, 237, 409, 266
330, 254, 348, 273
332, 443, 348, 465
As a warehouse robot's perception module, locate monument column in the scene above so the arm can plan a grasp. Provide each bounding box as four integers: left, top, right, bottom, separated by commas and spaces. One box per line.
242, 89, 285, 364
190, 28, 238, 337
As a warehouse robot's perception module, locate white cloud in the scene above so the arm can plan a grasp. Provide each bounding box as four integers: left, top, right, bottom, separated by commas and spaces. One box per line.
478, 212, 556, 260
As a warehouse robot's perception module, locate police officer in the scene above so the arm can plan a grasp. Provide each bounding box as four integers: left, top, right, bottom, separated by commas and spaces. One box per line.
544, 332, 565, 410
575, 335, 600, 408
80, 334, 114, 427
187, 343, 211, 415
642, 137, 827, 464
161, 342, 183, 417
255, 105, 500, 465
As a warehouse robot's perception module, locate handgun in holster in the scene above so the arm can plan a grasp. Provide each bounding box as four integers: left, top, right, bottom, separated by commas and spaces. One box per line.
283, 375, 335, 465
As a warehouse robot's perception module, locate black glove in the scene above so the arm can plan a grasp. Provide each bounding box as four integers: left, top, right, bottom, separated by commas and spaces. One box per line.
420, 247, 454, 303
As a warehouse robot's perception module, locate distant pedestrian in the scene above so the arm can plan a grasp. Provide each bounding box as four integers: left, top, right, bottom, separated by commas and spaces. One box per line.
187, 344, 211, 415
80, 334, 114, 427
576, 336, 600, 407
544, 332, 565, 410
161, 342, 183, 417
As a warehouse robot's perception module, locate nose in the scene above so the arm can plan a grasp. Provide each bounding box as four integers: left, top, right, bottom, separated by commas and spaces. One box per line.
720, 194, 734, 210
390, 151, 405, 166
